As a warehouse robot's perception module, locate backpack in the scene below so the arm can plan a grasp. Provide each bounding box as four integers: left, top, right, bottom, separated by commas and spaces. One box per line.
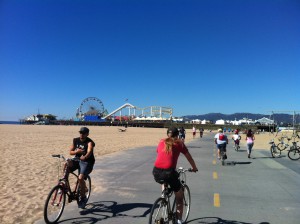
219, 133, 225, 140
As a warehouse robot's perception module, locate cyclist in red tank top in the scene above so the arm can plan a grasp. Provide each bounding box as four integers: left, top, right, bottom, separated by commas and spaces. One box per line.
152, 127, 198, 224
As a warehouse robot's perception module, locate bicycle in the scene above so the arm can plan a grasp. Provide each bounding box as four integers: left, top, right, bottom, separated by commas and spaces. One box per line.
149, 167, 192, 224
44, 154, 92, 224
287, 141, 300, 160
218, 144, 227, 165
233, 139, 240, 151
269, 139, 281, 158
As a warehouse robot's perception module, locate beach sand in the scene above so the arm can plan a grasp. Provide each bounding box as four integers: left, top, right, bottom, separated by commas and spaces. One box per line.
0, 125, 285, 224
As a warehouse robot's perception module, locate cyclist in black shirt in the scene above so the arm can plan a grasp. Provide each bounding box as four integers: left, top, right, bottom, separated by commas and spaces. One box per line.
69, 127, 95, 207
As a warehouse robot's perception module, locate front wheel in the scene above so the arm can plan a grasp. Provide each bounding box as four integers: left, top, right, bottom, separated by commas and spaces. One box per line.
181, 185, 191, 223
76, 175, 92, 207
288, 149, 300, 160
149, 198, 169, 224
44, 185, 66, 224
270, 145, 281, 158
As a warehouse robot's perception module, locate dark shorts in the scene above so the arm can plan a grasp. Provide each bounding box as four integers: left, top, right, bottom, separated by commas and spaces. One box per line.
234, 139, 240, 145
69, 160, 94, 177
217, 143, 227, 152
152, 167, 181, 192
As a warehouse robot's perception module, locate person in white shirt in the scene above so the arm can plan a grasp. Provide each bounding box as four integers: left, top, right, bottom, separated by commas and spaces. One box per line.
214, 128, 228, 159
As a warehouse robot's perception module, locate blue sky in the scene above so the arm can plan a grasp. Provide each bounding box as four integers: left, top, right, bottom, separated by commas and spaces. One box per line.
1, 0, 299, 121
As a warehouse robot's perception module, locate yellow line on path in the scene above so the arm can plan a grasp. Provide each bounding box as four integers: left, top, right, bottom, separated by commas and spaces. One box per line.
214, 193, 220, 207
212, 160, 216, 165
213, 172, 218, 179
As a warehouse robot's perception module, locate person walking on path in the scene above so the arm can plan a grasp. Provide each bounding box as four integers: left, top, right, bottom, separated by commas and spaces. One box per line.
152, 127, 198, 224
179, 126, 186, 142
214, 128, 229, 160
192, 126, 196, 138
246, 129, 255, 158
199, 127, 204, 138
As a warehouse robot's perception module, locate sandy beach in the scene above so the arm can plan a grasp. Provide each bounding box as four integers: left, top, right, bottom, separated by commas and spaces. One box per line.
0, 124, 287, 224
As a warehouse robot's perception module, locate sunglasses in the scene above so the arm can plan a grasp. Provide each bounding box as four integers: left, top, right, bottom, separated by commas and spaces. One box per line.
79, 131, 88, 134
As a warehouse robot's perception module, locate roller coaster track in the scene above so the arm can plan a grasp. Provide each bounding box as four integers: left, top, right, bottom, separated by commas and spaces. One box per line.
103, 103, 173, 119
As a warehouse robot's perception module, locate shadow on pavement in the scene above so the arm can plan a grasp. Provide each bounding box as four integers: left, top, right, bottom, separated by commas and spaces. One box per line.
58, 201, 152, 223
222, 161, 252, 166
233, 161, 252, 165
187, 146, 202, 149
187, 216, 270, 224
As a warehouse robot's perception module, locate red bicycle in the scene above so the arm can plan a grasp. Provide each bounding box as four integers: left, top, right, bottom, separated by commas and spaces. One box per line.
44, 155, 91, 224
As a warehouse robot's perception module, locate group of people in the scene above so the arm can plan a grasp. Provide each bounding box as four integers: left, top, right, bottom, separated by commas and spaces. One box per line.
191, 126, 205, 138
214, 128, 255, 160
68, 125, 254, 223
68, 126, 198, 224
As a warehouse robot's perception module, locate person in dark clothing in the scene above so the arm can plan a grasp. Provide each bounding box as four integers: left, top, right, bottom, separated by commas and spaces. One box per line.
69, 127, 95, 207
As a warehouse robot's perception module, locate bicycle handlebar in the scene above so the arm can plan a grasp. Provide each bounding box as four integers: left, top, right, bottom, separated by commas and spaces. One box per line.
51, 154, 80, 162
177, 167, 194, 173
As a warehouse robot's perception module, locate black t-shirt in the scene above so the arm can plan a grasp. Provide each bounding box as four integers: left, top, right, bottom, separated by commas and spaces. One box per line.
73, 137, 95, 164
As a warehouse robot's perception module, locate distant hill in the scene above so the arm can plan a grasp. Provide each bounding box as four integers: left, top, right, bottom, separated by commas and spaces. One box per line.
183, 113, 297, 124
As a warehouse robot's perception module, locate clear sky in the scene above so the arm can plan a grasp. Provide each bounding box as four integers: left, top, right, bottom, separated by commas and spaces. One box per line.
1, 0, 299, 121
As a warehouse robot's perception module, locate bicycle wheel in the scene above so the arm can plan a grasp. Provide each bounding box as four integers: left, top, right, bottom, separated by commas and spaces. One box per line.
235, 144, 239, 151
149, 198, 169, 224
44, 185, 66, 224
181, 184, 191, 223
76, 175, 92, 206
288, 149, 300, 160
270, 145, 280, 158
276, 143, 286, 151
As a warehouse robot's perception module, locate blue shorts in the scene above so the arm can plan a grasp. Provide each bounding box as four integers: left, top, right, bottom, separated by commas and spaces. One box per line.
217, 143, 227, 152
69, 160, 94, 177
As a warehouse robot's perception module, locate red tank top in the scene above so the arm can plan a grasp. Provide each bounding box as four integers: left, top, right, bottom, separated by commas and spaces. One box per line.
154, 139, 188, 169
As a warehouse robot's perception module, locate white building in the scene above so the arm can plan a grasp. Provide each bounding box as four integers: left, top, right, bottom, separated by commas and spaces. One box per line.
215, 119, 226, 125
255, 117, 275, 125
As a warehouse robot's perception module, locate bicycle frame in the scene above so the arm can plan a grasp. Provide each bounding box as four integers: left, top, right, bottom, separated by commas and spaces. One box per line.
54, 155, 80, 202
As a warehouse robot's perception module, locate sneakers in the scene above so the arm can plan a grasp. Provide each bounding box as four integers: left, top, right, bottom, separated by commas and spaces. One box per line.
177, 220, 183, 224
78, 196, 87, 209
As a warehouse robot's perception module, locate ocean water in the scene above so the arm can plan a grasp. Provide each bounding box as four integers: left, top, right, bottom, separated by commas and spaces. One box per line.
0, 121, 20, 124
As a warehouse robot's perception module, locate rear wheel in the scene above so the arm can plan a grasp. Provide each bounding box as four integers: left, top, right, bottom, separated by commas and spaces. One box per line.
288, 149, 300, 160
149, 198, 169, 224
270, 145, 281, 158
44, 185, 66, 224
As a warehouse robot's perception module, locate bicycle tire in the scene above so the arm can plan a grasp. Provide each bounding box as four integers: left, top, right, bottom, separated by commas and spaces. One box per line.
44, 185, 66, 224
76, 175, 92, 207
149, 197, 169, 224
270, 145, 280, 158
235, 144, 239, 151
276, 143, 286, 151
181, 184, 191, 223
288, 149, 300, 160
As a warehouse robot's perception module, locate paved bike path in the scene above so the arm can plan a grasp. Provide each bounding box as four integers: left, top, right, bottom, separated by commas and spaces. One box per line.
35, 132, 300, 224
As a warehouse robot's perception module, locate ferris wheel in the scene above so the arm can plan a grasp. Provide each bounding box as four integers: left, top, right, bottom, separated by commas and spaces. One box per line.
76, 97, 105, 119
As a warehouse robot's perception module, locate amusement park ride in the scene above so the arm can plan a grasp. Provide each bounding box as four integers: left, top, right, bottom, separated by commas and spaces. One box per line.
75, 97, 173, 122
